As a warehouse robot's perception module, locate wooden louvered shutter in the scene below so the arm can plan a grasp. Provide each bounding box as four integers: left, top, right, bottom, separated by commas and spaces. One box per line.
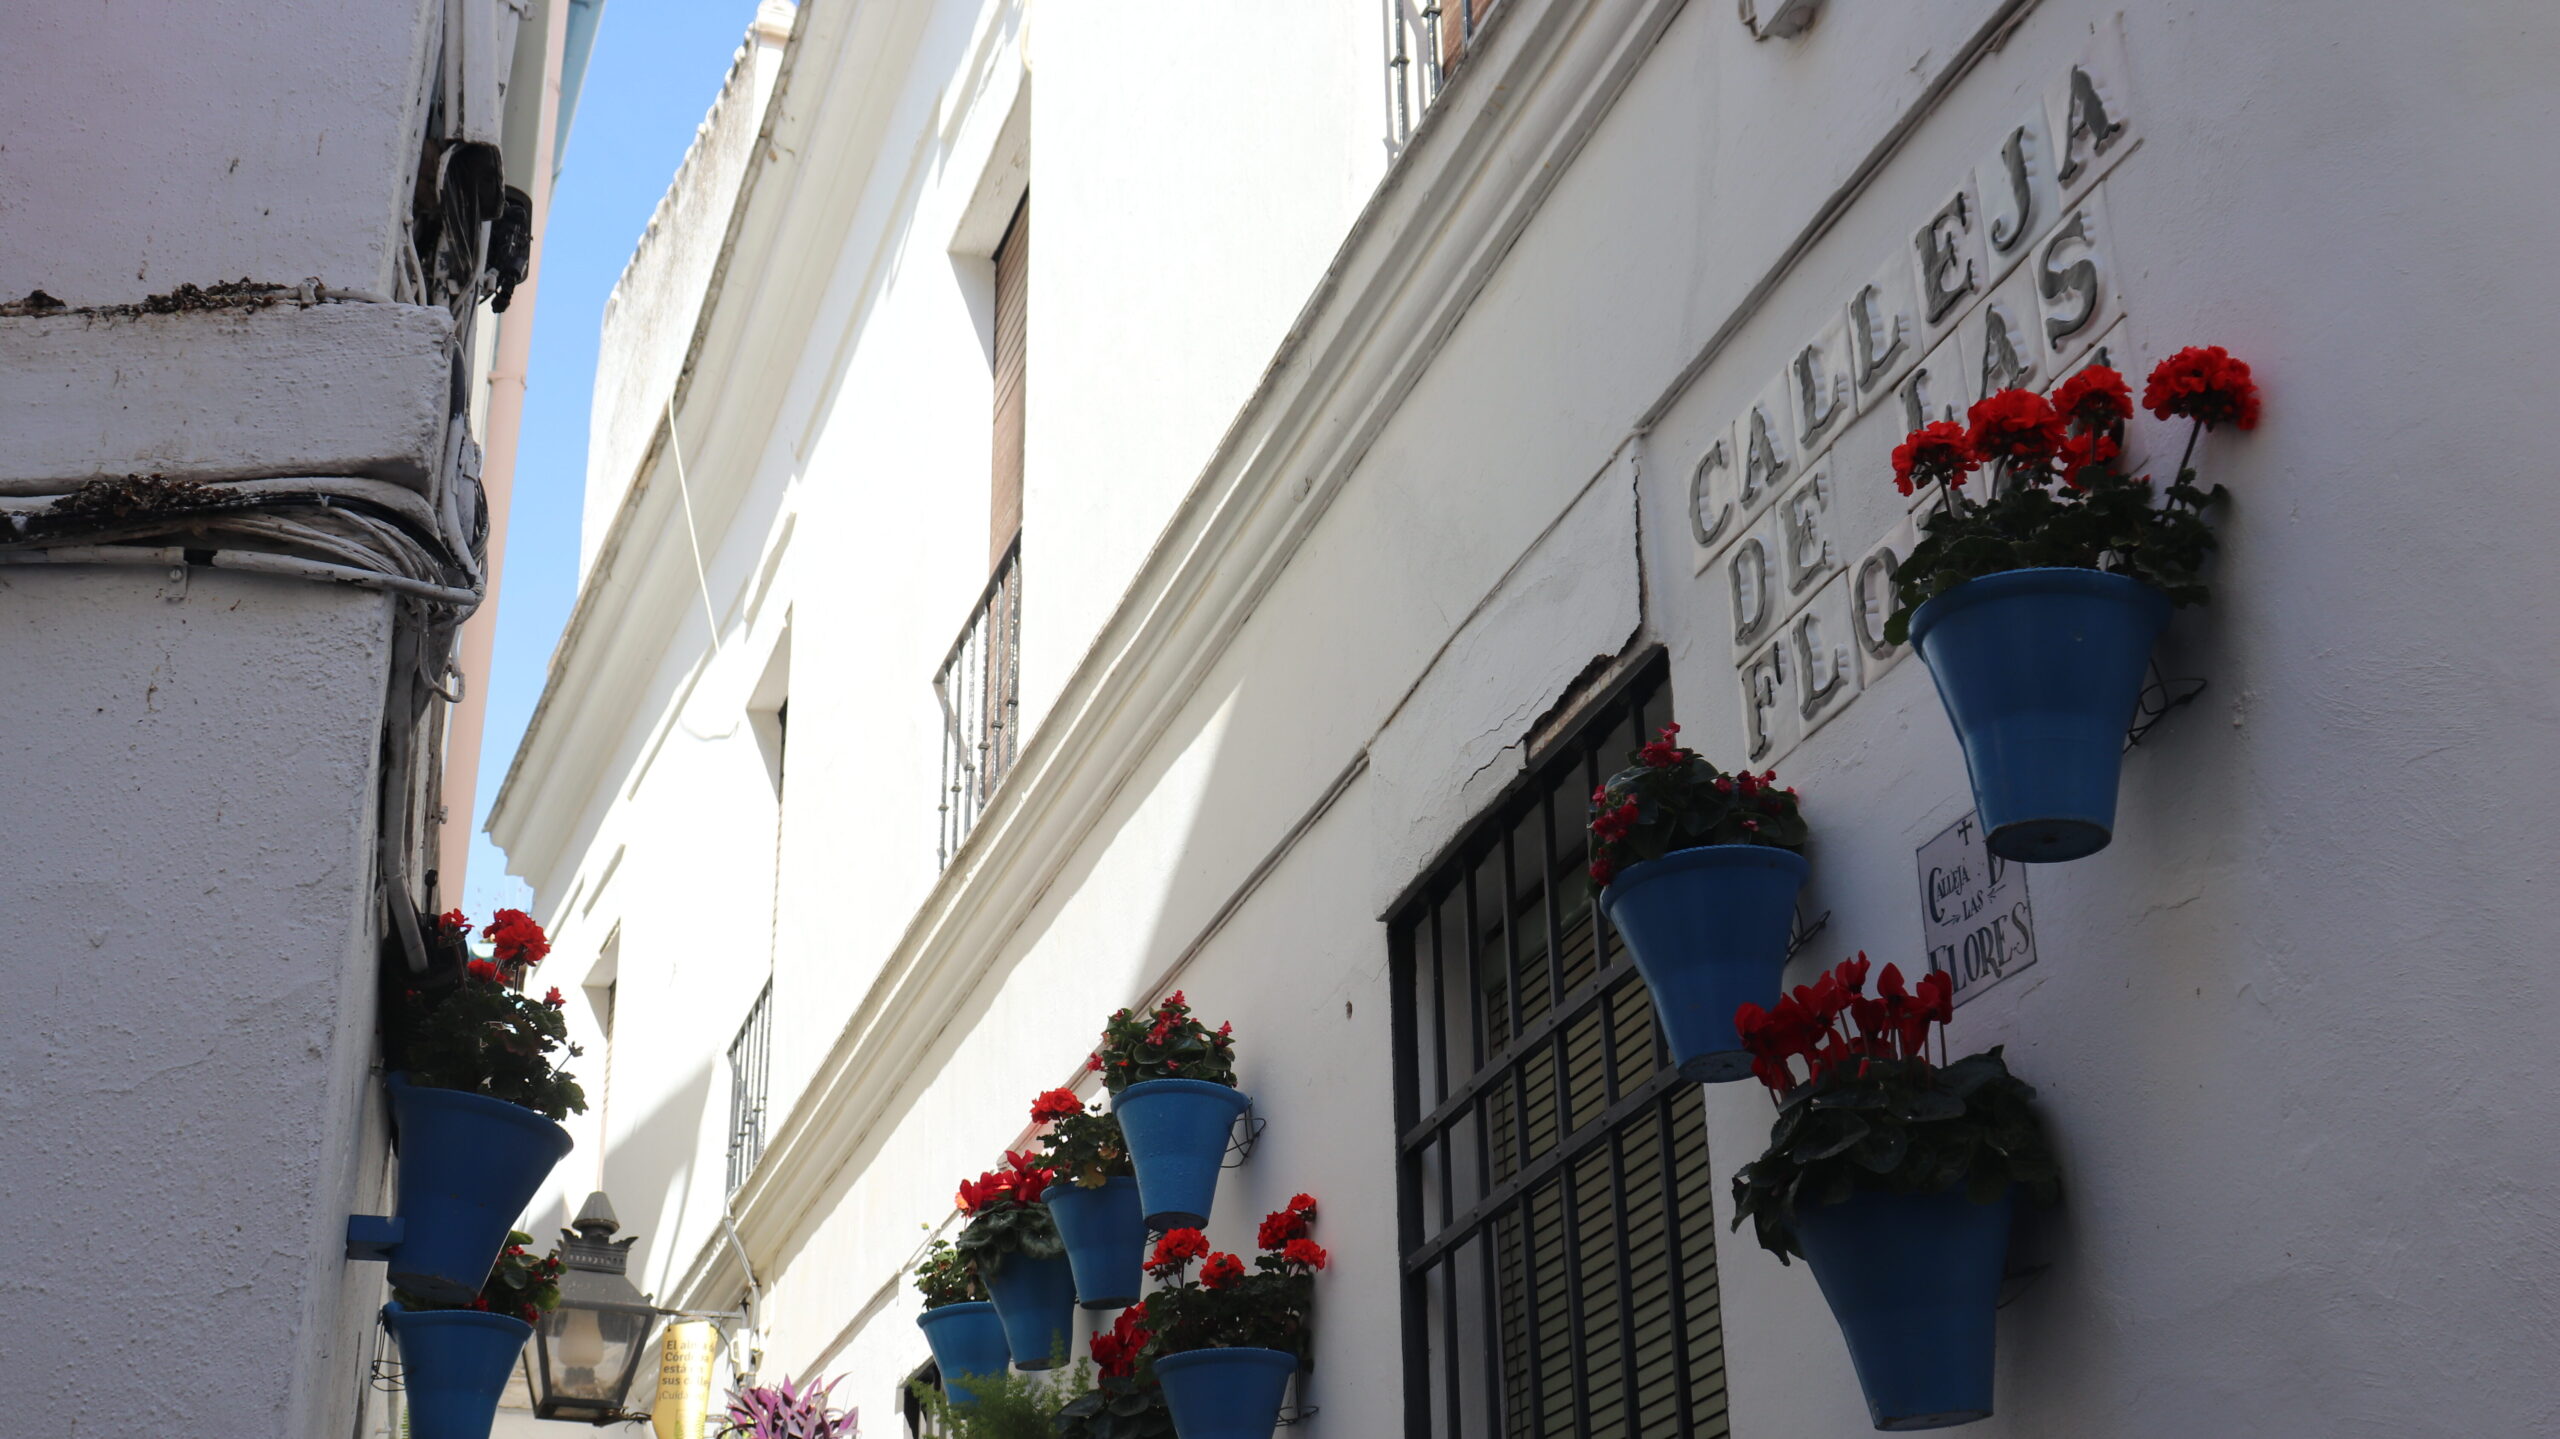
990, 194, 1029, 568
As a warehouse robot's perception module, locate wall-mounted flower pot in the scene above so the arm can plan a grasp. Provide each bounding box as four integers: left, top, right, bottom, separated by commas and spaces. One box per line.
1111, 1078, 1250, 1228
1793, 1186, 2014, 1432
980, 1246, 1079, 1370
916, 1300, 1011, 1405
1907, 567, 2171, 863
1597, 845, 1810, 1083
1154, 1345, 1297, 1439
384, 1301, 532, 1439
386, 1074, 574, 1304
1044, 1175, 1145, 1309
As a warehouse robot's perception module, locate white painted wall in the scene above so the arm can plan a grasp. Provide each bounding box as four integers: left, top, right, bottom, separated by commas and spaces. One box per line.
502, 0, 2560, 1434
0, 569, 393, 1438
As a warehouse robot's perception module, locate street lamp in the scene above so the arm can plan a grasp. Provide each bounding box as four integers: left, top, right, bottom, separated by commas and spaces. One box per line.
527, 1192, 659, 1424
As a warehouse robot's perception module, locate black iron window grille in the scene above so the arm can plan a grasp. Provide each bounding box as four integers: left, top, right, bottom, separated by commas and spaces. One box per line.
935, 536, 1023, 868
1389, 653, 1731, 1438
726, 982, 773, 1195
1385, 0, 1498, 149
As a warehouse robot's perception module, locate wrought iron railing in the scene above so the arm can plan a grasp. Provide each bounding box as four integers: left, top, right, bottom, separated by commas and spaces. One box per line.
725, 982, 772, 1195
1386, 0, 1497, 150
935, 537, 1023, 868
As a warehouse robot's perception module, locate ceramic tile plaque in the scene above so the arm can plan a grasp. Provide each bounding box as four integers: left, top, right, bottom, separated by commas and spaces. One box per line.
1915, 811, 2038, 1007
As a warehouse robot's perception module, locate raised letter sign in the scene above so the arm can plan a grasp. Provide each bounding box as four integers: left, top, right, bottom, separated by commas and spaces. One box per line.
1916, 812, 2039, 1007
1916, 191, 1980, 323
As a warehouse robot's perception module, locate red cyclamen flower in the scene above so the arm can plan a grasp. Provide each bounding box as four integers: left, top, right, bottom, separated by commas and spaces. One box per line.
1965, 389, 2066, 468
2142, 345, 2259, 431
1030, 1087, 1085, 1123
2051, 364, 2132, 432
1890, 420, 1978, 496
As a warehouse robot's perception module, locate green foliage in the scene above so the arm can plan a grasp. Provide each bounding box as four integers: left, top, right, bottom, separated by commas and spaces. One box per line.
1052, 1372, 1175, 1439
1729, 1048, 2060, 1262
395, 976, 588, 1119
1091, 993, 1236, 1094
914, 1238, 988, 1309
393, 1230, 562, 1322
1036, 1105, 1134, 1189
1885, 462, 2225, 645
910, 1353, 1085, 1439
956, 1202, 1064, 1278
1588, 725, 1807, 889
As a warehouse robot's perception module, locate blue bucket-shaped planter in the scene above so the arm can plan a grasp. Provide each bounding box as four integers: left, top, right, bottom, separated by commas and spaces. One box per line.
1045, 1176, 1146, 1309
1111, 1079, 1250, 1229
1598, 845, 1810, 1083
981, 1246, 1079, 1370
1156, 1346, 1297, 1439
1795, 1186, 2014, 1431
1908, 567, 2172, 864
384, 1302, 531, 1439
387, 1075, 574, 1303
917, 1301, 1012, 1404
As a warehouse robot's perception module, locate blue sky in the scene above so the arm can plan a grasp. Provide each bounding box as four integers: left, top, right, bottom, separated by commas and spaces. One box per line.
462, 0, 768, 917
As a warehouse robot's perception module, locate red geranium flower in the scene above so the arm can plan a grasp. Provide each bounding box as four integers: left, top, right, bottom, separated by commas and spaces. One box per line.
2143, 345, 2259, 430
437, 909, 473, 938
1201, 1251, 1247, 1289
2051, 364, 2132, 431
543, 987, 565, 1007
1281, 1238, 1328, 1271
1965, 389, 2066, 468
465, 958, 502, 983
1147, 1227, 1210, 1275
1889, 419, 1978, 496
1258, 1206, 1312, 1251
2056, 430, 2120, 489
1090, 1303, 1151, 1378
1030, 1087, 1085, 1124
485, 909, 550, 967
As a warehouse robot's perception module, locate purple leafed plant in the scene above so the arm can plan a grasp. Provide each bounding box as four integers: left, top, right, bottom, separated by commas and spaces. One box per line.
720, 1375, 855, 1438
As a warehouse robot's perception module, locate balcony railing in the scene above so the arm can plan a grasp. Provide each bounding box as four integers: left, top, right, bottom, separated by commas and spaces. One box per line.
1386, 0, 1496, 149
725, 982, 772, 1195
935, 537, 1023, 868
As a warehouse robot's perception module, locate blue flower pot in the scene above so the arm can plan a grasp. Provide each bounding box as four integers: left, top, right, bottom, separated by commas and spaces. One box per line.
1597, 845, 1810, 1083
980, 1246, 1079, 1370
1908, 568, 2172, 863
1155, 1346, 1297, 1439
384, 1302, 531, 1439
1111, 1079, 1250, 1228
917, 1301, 1011, 1404
1794, 1186, 2014, 1431
1044, 1176, 1146, 1309
386, 1075, 574, 1304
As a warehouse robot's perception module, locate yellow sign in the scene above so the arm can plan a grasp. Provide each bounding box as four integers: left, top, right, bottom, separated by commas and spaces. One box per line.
653, 1320, 720, 1439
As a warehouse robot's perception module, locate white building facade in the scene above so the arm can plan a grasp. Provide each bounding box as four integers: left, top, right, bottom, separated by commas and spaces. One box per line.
496, 1, 2560, 1435
0, 2, 583, 1433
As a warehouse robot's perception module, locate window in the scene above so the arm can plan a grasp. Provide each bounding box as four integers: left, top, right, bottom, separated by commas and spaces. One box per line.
990, 194, 1028, 565
1389, 652, 1732, 1437
1386, 0, 1501, 147
725, 982, 773, 1194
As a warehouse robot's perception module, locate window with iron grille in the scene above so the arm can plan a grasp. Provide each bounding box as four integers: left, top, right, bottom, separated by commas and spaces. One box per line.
1385, 0, 1501, 149
726, 982, 773, 1195
1390, 652, 1732, 1438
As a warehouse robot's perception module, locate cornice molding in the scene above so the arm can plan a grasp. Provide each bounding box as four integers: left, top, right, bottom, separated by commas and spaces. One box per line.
667, 0, 1693, 1309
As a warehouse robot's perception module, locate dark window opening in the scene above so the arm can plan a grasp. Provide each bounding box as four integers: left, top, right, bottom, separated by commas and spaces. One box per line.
1390, 651, 1731, 1437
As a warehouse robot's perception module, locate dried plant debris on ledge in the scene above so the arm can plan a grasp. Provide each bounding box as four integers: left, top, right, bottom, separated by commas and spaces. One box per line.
0, 279, 357, 319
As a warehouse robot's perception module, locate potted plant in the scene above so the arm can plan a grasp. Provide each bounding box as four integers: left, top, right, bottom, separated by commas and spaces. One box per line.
1096, 994, 1247, 1228
1058, 1305, 1178, 1439
915, 1238, 1010, 1404
1032, 1086, 1146, 1309
1729, 956, 2060, 1431
384, 910, 584, 1302
385, 1230, 562, 1439
1884, 347, 2258, 861
911, 1362, 1085, 1438
1138, 1195, 1324, 1439
1589, 725, 1810, 1083
719, 1373, 855, 1437
956, 1153, 1078, 1371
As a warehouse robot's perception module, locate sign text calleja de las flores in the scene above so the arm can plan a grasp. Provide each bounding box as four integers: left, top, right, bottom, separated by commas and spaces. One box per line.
1668, 30, 2140, 1009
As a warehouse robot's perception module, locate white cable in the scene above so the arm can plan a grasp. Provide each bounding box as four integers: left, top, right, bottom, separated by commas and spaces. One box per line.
0, 545, 480, 606
665, 393, 724, 653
